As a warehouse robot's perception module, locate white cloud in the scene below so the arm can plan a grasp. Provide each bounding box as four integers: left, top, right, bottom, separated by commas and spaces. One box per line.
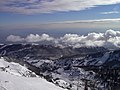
58, 29, 120, 48
0, 0, 120, 14
6, 35, 24, 42
101, 11, 119, 14
60, 18, 120, 23
6, 34, 54, 43
6, 29, 120, 49
59, 33, 105, 47
25, 34, 54, 42
105, 29, 117, 38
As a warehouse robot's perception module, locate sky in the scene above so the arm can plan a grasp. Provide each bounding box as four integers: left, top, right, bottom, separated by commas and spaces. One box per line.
0, 0, 120, 43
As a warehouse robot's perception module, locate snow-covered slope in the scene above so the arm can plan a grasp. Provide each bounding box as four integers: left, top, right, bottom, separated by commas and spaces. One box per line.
0, 57, 37, 77
0, 57, 67, 90
0, 72, 67, 90
74, 50, 120, 67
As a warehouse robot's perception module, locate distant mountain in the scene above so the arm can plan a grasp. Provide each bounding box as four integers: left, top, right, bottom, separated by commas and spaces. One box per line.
0, 44, 108, 60
72, 49, 120, 68
0, 44, 120, 90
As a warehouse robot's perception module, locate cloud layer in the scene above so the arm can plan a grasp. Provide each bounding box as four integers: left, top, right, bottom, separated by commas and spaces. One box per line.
1, 18, 120, 30
0, 0, 120, 14
7, 34, 54, 43
6, 29, 120, 49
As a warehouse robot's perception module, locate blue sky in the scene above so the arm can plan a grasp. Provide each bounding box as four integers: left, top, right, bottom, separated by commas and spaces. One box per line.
0, 0, 120, 43
0, 3, 120, 25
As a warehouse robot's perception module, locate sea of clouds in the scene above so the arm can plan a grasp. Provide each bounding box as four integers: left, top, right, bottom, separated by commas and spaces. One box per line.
6, 29, 120, 49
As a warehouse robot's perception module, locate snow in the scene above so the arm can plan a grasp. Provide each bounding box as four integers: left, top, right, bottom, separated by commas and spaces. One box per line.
0, 57, 37, 77
0, 57, 67, 90
53, 79, 70, 88
26, 57, 94, 90
28, 59, 53, 67
98, 52, 109, 64
0, 71, 66, 90
84, 52, 110, 66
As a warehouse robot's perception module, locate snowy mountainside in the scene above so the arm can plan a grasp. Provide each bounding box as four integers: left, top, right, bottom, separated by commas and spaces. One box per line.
25, 58, 92, 90
0, 44, 120, 90
0, 57, 37, 77
23, 47, 120, 89
0, 57, 67, 90
73, 50, 120, 67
